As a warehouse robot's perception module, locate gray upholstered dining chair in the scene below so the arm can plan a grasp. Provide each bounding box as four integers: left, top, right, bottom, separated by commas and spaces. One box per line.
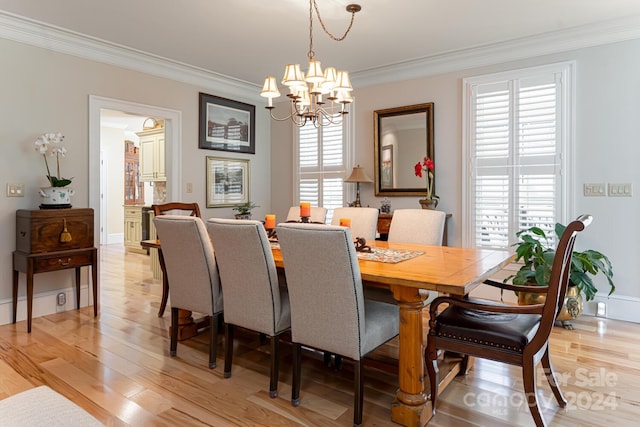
387, 209, 446, 245
286, 206, 328, 223
276, 222, 399, 427
330, 207, 379, 241
153, 215, 223, 369
206, 218, 291, 398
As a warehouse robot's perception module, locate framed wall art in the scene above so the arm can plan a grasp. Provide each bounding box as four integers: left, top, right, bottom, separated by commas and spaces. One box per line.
206, 156, 250, 208
199, 92, 256, 154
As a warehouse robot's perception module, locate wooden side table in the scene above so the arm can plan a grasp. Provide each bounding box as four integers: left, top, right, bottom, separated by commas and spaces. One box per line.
13, 247, 98, 332
13, 208, 98, 333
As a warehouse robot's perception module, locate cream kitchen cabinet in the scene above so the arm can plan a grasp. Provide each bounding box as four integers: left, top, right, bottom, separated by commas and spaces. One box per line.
124, 206, 146, 254
138, 126, 166, 182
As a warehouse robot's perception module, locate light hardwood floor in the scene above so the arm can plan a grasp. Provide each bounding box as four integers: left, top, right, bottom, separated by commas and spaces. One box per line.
0, 244, 638, 426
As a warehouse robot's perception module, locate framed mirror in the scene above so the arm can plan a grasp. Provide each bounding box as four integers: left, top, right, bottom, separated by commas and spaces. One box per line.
374, 103, 434, 196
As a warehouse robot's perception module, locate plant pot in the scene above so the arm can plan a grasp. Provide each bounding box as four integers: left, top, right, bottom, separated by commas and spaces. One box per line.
234, 213, 251, 220
517, 285, 583, 321
419, 198, 438, 210
39, 187, 74, 208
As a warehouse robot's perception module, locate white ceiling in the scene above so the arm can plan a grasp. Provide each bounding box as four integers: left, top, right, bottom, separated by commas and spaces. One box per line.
2, 0, 640, 87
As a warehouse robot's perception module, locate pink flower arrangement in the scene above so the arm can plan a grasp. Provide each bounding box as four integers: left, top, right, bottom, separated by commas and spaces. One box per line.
414, 156, 437, 200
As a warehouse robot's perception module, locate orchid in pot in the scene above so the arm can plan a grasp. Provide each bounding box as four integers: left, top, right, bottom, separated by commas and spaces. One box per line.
35, 132, 74, 206
414, 156, 439, 209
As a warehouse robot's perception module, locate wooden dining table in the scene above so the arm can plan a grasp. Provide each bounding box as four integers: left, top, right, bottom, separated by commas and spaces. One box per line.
143, 237, 513, 427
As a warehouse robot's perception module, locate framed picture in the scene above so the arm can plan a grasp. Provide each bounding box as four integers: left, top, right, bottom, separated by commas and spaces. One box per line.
199, 92, 255, 154
381, 145, 394, 188
206, 156, 250, 208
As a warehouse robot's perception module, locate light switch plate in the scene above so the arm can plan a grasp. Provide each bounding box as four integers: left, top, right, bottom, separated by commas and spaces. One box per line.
583, 183, 605, 197
608, 183, 632, 197
7, 183, 25, 197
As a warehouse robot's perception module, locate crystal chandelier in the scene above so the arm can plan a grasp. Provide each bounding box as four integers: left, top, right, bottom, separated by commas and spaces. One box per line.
260, 0, 361, 127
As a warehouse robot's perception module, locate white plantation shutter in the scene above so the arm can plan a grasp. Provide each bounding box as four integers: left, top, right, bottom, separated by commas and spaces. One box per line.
464, 63, 574, 250
296, 117, 348, 223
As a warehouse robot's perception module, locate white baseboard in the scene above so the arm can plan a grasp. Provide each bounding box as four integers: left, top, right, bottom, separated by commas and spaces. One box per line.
470, 279, 640, 324
0, 285, 94, 327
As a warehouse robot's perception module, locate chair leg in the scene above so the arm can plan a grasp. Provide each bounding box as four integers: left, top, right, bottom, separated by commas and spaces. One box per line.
291, 343, 302, 406
269, 335, 280, 398
170, 307, 179, 356
424, 337, 439, 415
541, 347, 567, 408
323, 351, 332, 367
522, 360, 546, 427
354, 359, 363, 427
259, 333, 268, 345
224, 324, 234, 378
209, 313, 218, 369
334, 354, 343, 371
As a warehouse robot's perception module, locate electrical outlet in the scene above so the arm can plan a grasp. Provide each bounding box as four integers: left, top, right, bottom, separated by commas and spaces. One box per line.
57, 292, 66, 306
583, 183, 605, 197
186, 182, 193, 193
6, 183, 25, 197
596, 302, 607, 317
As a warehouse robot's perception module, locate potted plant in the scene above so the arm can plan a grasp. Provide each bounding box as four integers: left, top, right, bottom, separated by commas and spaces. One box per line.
232, 201, 259, 220
506, 222, 615, 321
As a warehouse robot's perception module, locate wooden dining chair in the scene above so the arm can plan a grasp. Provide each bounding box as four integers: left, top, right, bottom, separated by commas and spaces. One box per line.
276, 222, 399, 427
425, 214, 592, 427
151, 202, 201, 316
153, 215, 223, 369
331, 207, 379, 241
206, 218, 291, 398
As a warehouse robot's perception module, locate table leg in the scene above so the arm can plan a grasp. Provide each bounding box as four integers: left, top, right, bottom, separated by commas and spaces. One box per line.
390, 286, 431, 427
92, 248, 98, 316
12, 271, 18, 324
26, 261, 34, 333
75, 267, 81, 309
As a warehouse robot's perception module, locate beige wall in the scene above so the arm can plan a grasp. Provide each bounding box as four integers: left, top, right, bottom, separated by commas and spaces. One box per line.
1, 37, 271, 305
271, 38, 640, 321
100, 126, 125, 240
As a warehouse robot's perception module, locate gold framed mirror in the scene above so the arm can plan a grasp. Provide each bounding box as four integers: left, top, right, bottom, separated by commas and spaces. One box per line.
374, 103, 434, 196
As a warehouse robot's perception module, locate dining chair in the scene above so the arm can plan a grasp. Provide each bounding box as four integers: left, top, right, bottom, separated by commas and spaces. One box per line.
331, 207, 379, 241
153, 215, 223, 369
206, 218, 291, 398
276, 222, 399, 427
286, 206, 328, 223
151, 202, 201, 316
152, 201, 201, 218
387, 209, 446, 245
425, 214, 592, 427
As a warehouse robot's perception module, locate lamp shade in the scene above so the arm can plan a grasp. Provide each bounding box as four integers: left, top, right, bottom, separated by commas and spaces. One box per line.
260, 76, 281, 98
345, 165, 373, 183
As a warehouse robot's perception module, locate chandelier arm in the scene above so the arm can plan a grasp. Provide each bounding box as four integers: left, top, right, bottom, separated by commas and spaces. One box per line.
312, 0, 357, 42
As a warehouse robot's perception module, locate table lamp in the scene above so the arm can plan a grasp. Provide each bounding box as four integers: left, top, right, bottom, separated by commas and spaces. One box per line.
345, 165, 373, 207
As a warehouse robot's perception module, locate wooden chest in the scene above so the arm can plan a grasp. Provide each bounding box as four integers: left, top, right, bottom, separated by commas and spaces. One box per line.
16, 208, 94, 254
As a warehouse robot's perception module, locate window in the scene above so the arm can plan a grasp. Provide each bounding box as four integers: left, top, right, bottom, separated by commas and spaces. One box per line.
295, 116, 350, 223
463, 62, 574, 250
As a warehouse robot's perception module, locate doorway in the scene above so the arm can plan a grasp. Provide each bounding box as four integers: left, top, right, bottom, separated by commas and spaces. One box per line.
88, 96, 182, 246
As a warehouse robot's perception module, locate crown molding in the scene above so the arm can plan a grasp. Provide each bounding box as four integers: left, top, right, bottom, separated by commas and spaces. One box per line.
2, 10, 640, 93
352, 14, 640, 88
0, 10, 262, 102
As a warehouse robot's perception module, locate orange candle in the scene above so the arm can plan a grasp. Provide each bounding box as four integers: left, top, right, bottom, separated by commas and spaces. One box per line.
300, 202, 311, 217
265, 214, 276, 229
339, 218, 351, 228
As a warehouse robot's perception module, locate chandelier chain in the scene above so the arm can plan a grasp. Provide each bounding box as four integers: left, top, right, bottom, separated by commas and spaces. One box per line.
312, 0, 357, 42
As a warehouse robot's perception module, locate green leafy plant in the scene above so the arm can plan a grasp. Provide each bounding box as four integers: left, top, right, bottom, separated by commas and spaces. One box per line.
507, 223, 615, 301
232, 201, 259, 216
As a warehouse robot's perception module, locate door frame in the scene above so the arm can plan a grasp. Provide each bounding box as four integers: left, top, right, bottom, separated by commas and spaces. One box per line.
89, 95, 182, 245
